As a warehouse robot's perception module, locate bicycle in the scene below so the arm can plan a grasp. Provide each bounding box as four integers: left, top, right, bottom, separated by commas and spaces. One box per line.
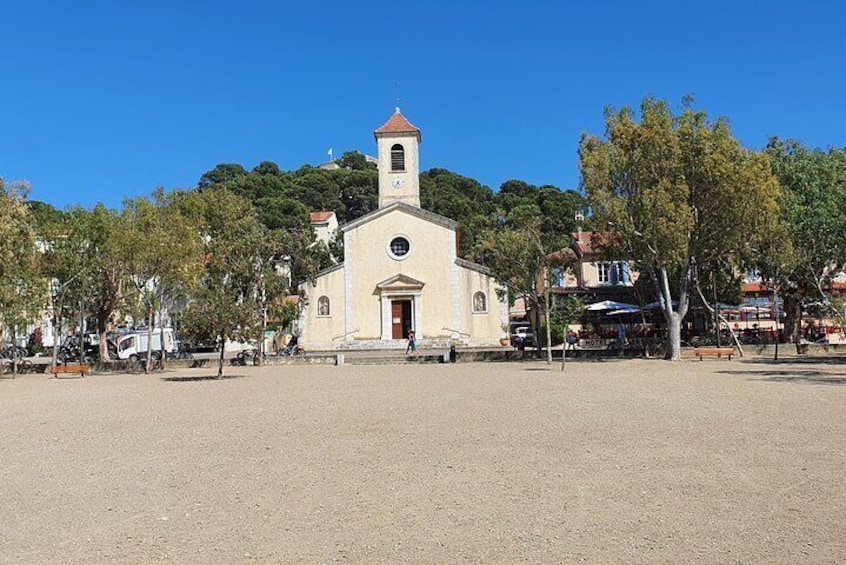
0, 358, 32, 375
234, 349, 260, 366
278, 344, 306, 357
167, 342, 194, 360
1, 345, 27, 360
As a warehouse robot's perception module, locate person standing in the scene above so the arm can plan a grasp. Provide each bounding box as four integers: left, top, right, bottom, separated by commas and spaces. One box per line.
406, 330, 416, 355
566, 330, 578, 351
617, 323, 628, 348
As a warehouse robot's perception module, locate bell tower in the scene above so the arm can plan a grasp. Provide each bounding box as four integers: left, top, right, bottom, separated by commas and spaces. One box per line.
374, 108, 421, 208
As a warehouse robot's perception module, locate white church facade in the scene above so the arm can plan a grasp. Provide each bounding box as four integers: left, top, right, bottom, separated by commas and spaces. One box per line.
299, 110, 508, 350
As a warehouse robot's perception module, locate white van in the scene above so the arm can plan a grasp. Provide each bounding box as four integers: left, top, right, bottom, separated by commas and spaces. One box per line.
115, 328, 176, 360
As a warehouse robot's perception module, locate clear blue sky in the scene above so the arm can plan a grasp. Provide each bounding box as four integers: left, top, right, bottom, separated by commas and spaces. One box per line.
3, 0, 844, 210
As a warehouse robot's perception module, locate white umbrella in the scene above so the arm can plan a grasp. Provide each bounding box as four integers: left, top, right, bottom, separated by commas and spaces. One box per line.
606, 307, 641, 316
585, 300, 639, 312
644, 300, 679, 309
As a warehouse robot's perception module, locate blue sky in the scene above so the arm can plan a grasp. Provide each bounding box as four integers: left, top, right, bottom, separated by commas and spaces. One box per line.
2, 0, 844, 210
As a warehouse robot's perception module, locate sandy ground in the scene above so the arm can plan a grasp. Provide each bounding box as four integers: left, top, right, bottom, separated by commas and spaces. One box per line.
1, 357, 845, 564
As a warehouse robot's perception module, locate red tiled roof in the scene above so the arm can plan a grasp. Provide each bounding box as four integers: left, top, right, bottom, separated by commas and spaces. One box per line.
309, 211, 335, 223
743, 283, 766, 293
374, 109, 422, 141
546, 247, 577, 261
570, 231, 612, 256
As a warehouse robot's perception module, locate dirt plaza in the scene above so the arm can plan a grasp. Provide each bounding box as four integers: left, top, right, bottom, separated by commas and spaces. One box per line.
2, 357, 844, 564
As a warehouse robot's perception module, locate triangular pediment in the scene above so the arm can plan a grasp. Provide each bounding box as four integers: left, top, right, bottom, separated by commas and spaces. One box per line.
343, 201, 458, 233
376, 273, 425, 291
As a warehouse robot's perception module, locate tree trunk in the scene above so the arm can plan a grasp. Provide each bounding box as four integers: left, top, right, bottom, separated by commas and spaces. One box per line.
51, 315, 61, 368
667, 313, 683, 361
159, 303, 167, 371
544, 289, 553, 364
97, 312, 111, 362
783, 293, 804, 353
11, 328, 18, 377
217, 345, 225, 380
145, 306, 153, 374
559, 341, 567, 371
656, 266, 686, 361
773, 288, 780, 361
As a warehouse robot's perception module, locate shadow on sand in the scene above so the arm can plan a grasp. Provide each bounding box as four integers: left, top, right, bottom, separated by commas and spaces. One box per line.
717, 367, 846, 386
162, 374, 249, 382
742, 355, 846, 366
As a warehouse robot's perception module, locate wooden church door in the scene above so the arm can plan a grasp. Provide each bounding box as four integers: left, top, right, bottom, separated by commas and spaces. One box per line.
391, 300, 412, 339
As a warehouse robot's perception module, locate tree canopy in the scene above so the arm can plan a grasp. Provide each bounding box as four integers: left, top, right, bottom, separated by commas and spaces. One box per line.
580, 96, 783, 360
0, 180, 41, 372
765, 138, 846, 342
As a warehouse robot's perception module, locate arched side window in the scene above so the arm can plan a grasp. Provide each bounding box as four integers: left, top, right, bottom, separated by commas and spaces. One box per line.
473, 291, 487, 313
391, 144, 405, 172
317, 296, 330, 317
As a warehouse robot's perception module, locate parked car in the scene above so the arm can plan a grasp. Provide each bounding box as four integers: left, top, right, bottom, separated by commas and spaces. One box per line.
114, 328, 177, 361
511, 326, 537, 348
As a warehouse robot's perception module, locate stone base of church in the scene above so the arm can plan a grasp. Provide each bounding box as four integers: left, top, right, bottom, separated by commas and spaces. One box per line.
304, 337, 505, 352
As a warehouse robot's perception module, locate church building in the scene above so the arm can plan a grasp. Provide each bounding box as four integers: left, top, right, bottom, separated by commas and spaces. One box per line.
299, 109, 508, 350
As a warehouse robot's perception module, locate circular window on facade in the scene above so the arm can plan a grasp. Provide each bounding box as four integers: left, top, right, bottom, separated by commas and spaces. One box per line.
388, 236, 411, 259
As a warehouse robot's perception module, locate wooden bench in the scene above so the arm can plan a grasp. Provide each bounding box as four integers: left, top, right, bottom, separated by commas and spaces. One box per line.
50, 364, 91, 378
693, 347, 734, 361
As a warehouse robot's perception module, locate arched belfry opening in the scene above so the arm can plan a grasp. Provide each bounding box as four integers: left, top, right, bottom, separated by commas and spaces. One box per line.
391, 144, 405, 171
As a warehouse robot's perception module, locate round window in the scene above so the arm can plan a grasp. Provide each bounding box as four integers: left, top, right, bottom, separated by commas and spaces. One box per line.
389, 236, 411, 259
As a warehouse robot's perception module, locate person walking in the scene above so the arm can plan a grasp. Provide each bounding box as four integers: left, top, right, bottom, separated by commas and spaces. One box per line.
405, 330, 417, 355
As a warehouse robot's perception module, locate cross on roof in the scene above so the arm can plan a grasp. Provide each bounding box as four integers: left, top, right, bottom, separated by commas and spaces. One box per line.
394, 83, 403, 112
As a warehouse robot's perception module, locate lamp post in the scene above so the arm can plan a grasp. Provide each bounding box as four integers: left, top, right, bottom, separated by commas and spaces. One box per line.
712, 270, 720, 347
78, 298, 85, 366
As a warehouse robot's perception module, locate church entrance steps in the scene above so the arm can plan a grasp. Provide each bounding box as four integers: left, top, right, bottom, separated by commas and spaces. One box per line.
335, 338, 468, 351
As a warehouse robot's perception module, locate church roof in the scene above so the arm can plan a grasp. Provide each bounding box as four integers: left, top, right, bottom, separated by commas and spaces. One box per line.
342, 201, 457, 232
455, 257, 493, 276
374, 109, 422, 142
313, 262, 344, 279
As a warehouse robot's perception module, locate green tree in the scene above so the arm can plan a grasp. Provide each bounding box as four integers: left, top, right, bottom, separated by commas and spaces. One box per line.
580, 97, 783, 360
80, 205, 132, 361
337, 168, 378, 222
0, 180, 42, 374
473, 212, 573, 364
178, 188, 275, 378
122, 189, 204, 372
336, 151, 376, 171
420, 168, 497, 257
198, 163, 248, 188
254, 196, 311, 232
27, 200, 65, 228
494, 179, 584, 252
33, 206, 94, 366
554, 295, 584, 370
765, 139, 846, 345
